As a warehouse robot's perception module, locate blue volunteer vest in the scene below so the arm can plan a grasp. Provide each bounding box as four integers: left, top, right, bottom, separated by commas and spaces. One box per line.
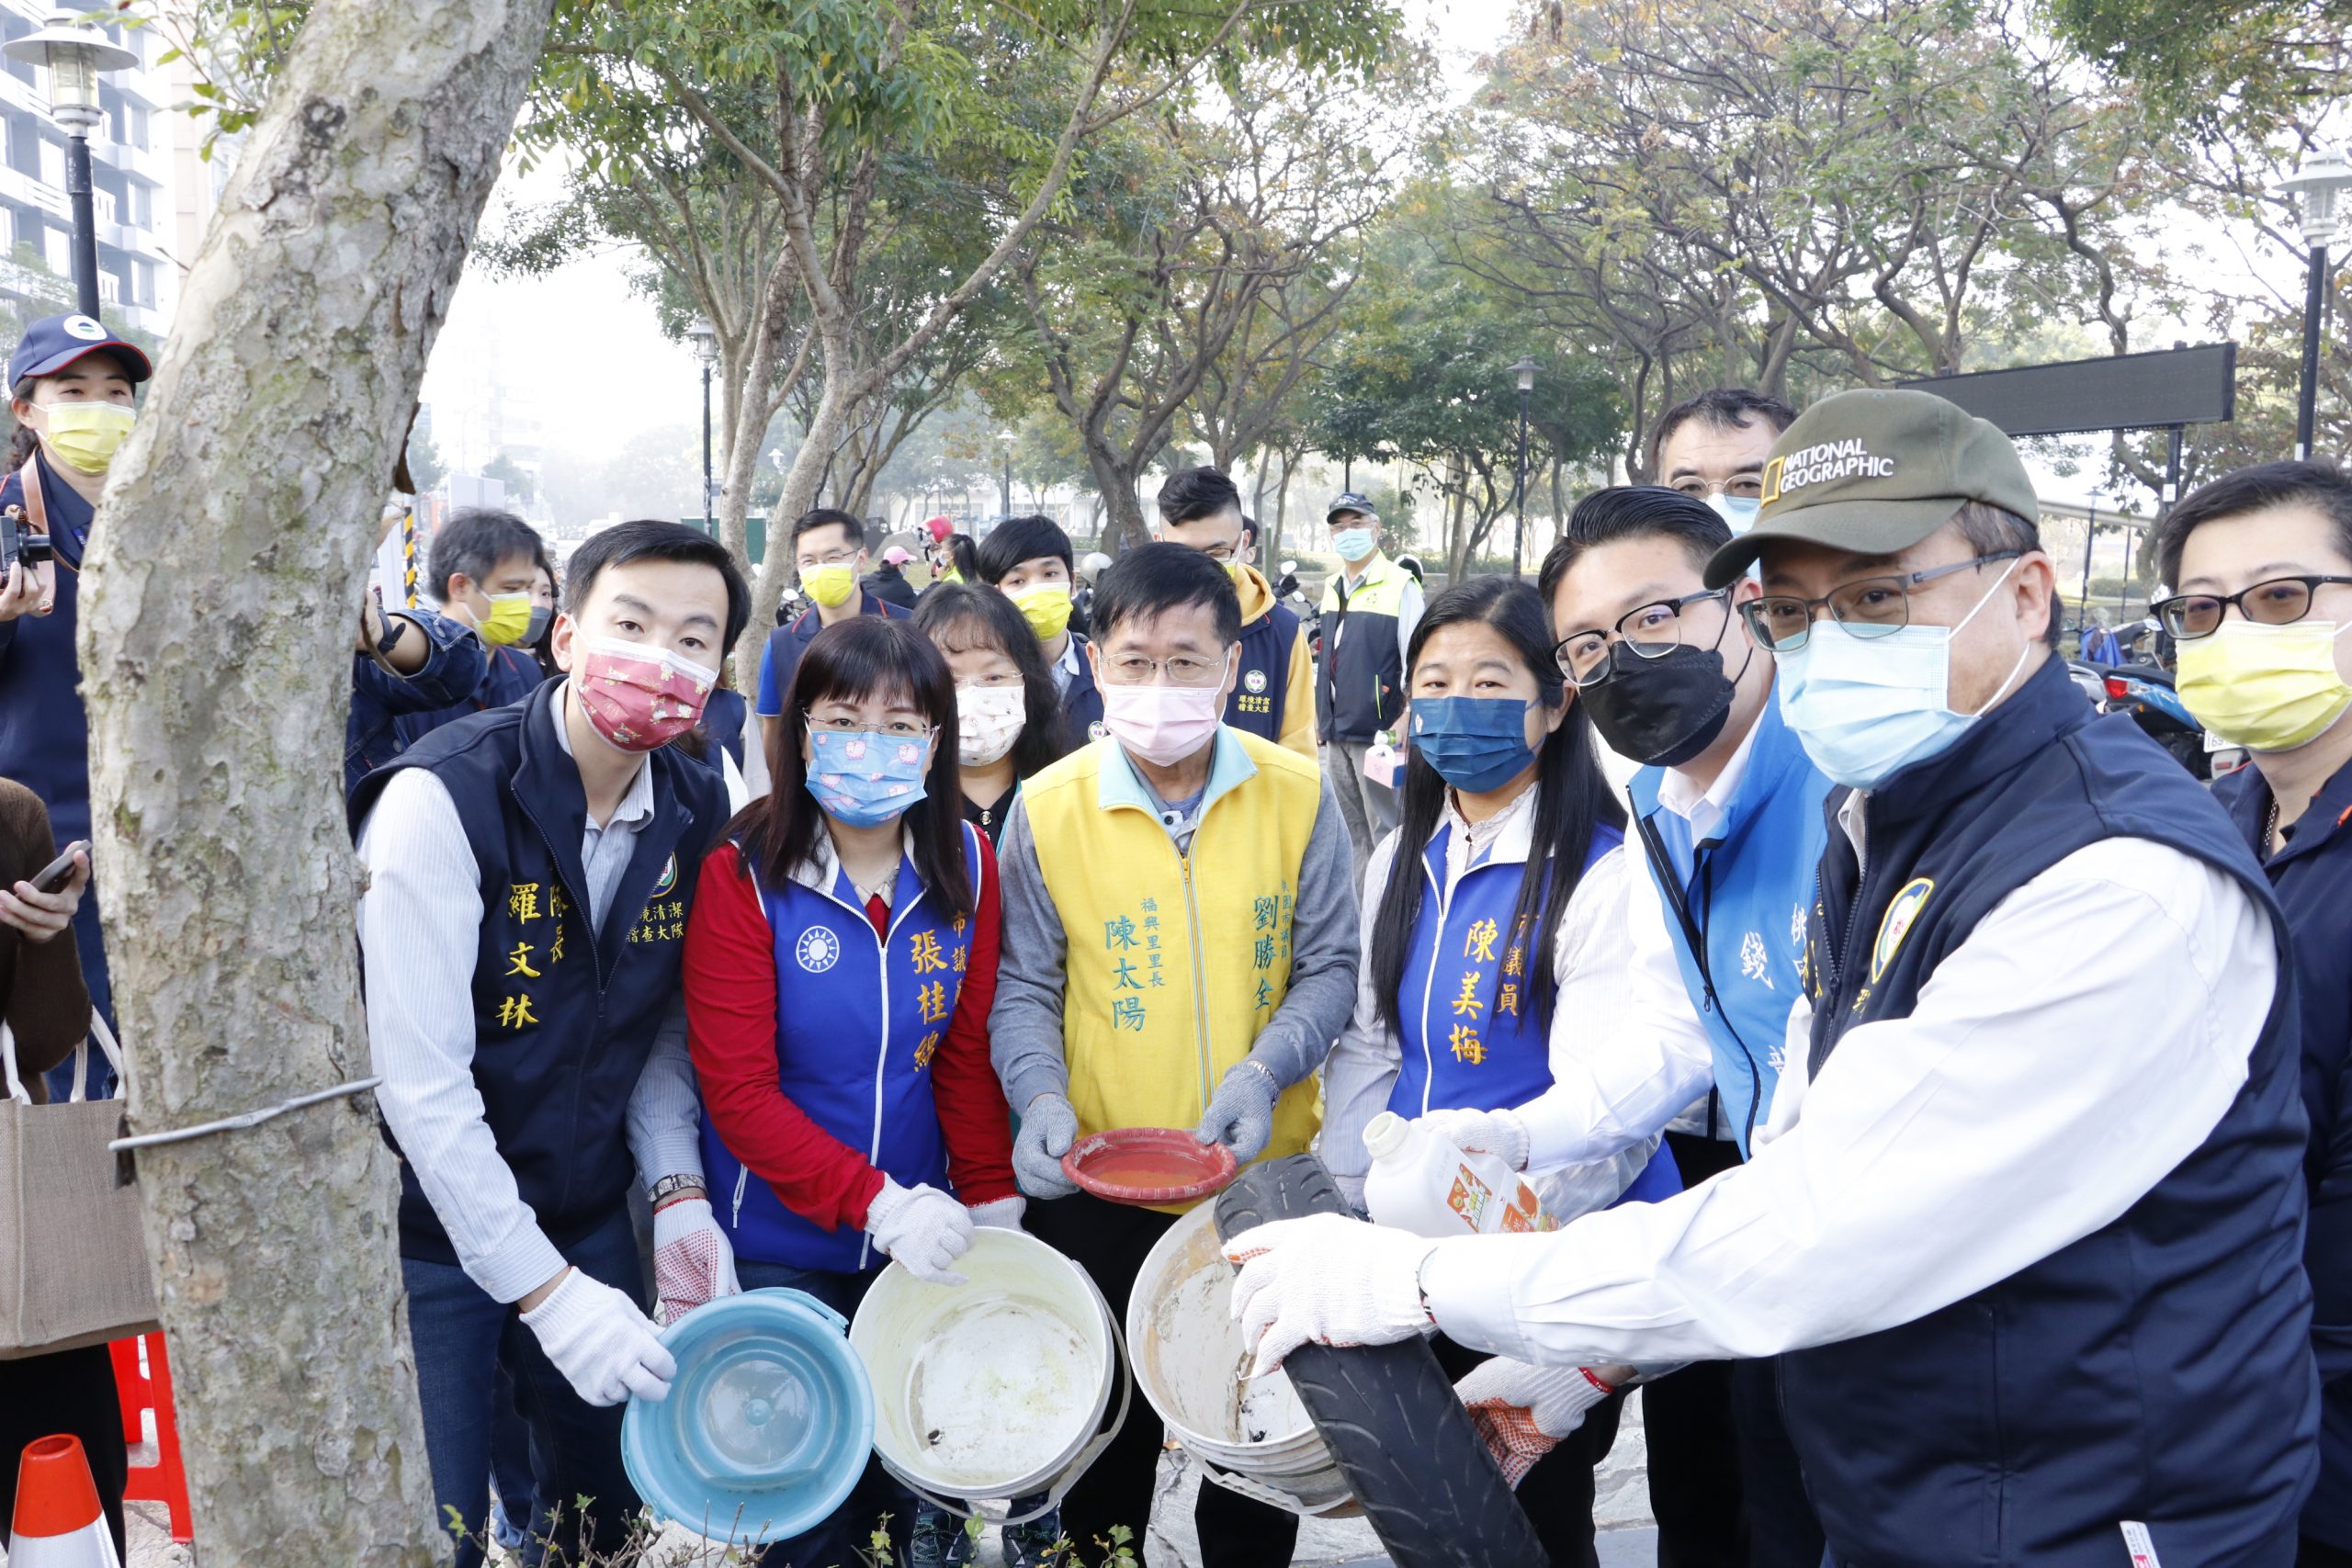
1060, 632, 1105, 746
350, 680, 728, 1265
1224, 602, 1299, 744
1386, 820, 1679, 1208
1785, 660, 2315, 1567
703, 825, 986, 1274
1627, 693, 1832, 1155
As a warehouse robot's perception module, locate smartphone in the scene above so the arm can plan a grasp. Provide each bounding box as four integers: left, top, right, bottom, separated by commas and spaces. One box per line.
29, 840, 88, 893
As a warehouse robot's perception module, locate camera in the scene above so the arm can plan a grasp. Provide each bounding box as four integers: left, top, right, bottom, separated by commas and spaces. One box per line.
0, 504, 51, 570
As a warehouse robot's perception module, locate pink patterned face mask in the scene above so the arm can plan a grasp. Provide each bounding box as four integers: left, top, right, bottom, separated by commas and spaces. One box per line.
573, 637, 718, 752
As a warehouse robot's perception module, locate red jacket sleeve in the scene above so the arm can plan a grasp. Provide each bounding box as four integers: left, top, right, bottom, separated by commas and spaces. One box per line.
684, 842, 887, 1232
933, 829, 1017, 1203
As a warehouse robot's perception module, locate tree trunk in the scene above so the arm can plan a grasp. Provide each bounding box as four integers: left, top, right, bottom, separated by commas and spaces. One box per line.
75, 1, 551, 1563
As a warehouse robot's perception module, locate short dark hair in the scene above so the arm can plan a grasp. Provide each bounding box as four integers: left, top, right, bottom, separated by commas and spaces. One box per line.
1156, 467, 1242, 525
911, 583, 1074, 775
791, 507, 864, 551
563, 519, 752, 650
1647, 388, 1798, 475
1538, 486, 1731, 605
429, 508, 544, 600
2157, 460, 2352, 587
976, 515, 1073, 584
1091, 541, 1242, 647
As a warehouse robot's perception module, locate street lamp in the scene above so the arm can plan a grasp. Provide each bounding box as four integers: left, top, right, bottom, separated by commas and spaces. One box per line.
2280, 149, 2352, 462
767, 446, 785, 474
998, 429, 1016, 515
1510, 358, 1538, 580
686, 316, 718, 532
5, 11, 136, 322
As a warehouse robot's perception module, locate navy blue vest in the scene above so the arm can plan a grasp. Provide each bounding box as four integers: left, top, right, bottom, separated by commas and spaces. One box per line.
705, 827, 984, 1274
351, 681, 729, 1265
1059, 631, 1105, 746
1786, 660, 2316, 1565
1224, 602, 1299, 744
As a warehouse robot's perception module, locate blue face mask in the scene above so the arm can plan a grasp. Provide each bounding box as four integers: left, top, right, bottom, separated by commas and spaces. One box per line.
1707, 494, 1760, 534
1333, 527, 1376, 563
805, 727, 931, 828
1774, 559, 2027, 790
1409, 695, 1540, 794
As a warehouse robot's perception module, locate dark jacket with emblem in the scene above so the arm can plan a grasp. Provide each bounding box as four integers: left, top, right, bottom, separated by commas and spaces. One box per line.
1782, 660, 2315, 1566
350, 680, 729, 1264
2218, 753, 2352, 1551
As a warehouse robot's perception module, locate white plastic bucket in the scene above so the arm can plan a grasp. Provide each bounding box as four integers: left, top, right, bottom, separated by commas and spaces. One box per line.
849, 1228, 1127, 1521
1127, 1203, 1355, 1517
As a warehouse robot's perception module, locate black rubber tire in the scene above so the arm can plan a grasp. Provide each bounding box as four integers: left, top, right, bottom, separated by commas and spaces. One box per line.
1213, 1154, 1549, 1568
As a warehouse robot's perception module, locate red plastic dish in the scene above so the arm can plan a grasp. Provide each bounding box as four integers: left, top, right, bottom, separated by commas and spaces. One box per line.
1061, 1126, 1239, 1206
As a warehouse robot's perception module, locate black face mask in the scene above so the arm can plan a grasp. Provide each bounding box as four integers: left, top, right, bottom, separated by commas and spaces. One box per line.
1580, 638, 1749, 768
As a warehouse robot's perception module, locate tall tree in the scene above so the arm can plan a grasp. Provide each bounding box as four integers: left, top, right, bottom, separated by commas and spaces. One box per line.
76, 0, 552, 1562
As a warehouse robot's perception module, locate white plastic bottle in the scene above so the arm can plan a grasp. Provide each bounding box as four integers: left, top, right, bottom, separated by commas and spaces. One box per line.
1361, 1111, 1561, 1238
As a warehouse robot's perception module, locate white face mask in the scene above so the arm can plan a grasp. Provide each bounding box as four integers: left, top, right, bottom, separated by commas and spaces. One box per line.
956, 683, 1027, 767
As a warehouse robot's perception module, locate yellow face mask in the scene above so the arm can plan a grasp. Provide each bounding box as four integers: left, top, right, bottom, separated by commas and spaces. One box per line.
2177, 619, 2352, 753
803, 562, 857, 608
476, 591, 535, 647
1011, 582, 1072, 640
38, 401, 134, 475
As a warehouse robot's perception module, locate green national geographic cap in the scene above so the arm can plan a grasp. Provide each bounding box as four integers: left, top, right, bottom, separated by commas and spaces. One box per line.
1703, 389, 2040, 588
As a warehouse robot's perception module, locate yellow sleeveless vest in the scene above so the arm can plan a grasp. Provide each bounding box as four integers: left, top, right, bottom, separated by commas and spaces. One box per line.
1023, 731, 1323, 1181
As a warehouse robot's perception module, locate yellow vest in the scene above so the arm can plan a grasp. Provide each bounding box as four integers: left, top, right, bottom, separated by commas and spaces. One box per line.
1023, 730, 1324, 1179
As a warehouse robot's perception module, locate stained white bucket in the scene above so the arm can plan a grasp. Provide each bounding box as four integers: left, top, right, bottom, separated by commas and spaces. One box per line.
1127, 1203, 1355, 1516
849, 1228, 1127, 1520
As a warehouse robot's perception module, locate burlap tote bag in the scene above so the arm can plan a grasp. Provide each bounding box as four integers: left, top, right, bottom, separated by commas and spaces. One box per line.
0, 1012, 159, 1357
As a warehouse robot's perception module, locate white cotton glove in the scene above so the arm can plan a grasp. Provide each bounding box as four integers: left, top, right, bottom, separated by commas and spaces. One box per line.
651, 1196, 741, 1322
1012, 1092, 1080, 1199
519, 1269, 676, 1407
866, 1178, 976, 1285
1419, 1106, 1531, 1171
1196, 1059, 1282, 1163
1454, 1358, 1615, 1488
967, 1195, 1027, 1231
1222, 1213, 1437, 1378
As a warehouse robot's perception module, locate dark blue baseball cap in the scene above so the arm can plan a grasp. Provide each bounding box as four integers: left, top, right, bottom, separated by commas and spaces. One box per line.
1326, 491, 1377, 523
7, 313, 151, 389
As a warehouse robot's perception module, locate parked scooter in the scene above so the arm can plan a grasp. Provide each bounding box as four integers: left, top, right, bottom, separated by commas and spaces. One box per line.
2100, 660, 2213, 781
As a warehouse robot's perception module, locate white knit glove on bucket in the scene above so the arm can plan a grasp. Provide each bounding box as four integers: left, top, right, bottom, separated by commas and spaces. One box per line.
520, 1269, 676, 1407
867, 1178, 975, 1285
1222, 1213, 1437, 1378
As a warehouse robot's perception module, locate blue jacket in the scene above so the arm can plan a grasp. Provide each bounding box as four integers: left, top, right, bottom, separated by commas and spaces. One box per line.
705, 825, 985, 1273
1385, 819, 1679, 1210
1626, 692, 1831, 1155
756, 592, 910, 717
1784, 660, 2314, 1566
345, 607, 485, 793
0, 456, 105, 1019
351, 681, 729, 1263
1059, 631, 1104, 746
2219, 755, 2352, 1549
393, 642, 546, 749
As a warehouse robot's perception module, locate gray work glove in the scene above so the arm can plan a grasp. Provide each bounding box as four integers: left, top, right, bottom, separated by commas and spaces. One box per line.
1013, 1091, 1080, 1199
1196, 1059, 1282, 1164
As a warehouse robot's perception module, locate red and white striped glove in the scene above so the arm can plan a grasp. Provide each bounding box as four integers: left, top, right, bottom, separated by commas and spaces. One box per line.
1454, 1358, 1613, 1488
651, 1196, 741, 1322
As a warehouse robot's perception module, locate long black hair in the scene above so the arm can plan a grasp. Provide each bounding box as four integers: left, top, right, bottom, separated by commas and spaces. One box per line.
735, 616, 974, 919
910, 582, 1070, 779
1369, 575, 1624, 1042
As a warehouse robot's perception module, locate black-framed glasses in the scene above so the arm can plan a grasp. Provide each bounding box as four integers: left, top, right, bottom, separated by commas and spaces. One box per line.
1738, 552, 2022, 653
2151, 576, 2352, 640
1554, 588, 1734, 688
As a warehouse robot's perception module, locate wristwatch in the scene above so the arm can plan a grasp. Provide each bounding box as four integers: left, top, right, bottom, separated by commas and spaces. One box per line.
647, 1172, 705, 1208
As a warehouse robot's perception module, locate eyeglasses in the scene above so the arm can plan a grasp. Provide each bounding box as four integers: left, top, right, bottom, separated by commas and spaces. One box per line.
797, 549, 858, 572
1100, 652, 1227, 687
804, 712, 934, 739
1668, 476, 1764, 502
1554, 588, 1733, 688
2151, 576, 2352, 640
1739, 552, 2022, 653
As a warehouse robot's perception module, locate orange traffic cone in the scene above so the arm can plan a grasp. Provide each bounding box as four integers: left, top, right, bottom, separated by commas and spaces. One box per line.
9, 1435, 121, 1567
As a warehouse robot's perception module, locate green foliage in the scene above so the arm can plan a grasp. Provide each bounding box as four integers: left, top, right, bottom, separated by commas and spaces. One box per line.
2039, 0, 2348, 129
